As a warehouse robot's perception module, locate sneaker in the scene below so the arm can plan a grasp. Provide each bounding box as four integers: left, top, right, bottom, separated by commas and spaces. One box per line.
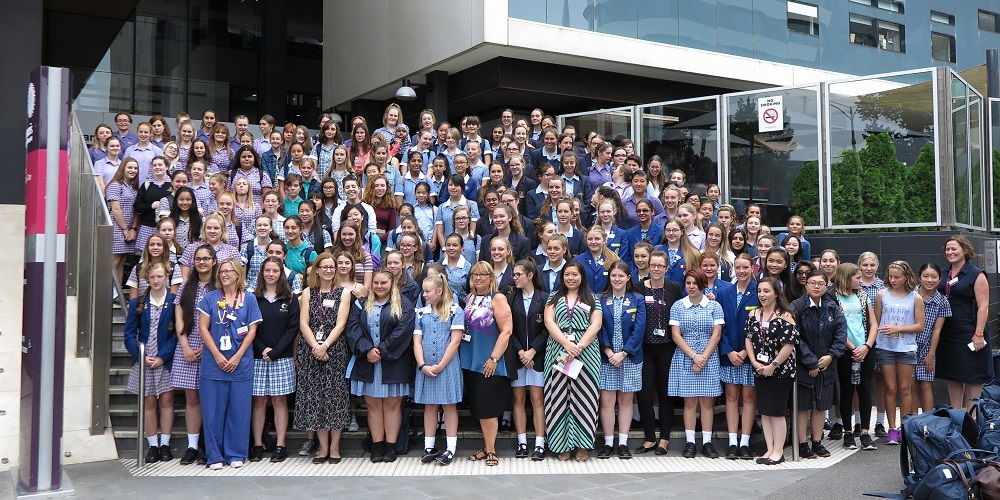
702, 442, 720, 459
824, 419, 833, 430
812, 441, 831, 458
874, 423, 887, 438
270, 446, 287, 463
799, 442, 817, 459
853, 423, 862, 437
860, 433, 878, 450
299, 439, 318, 456
347, 415, 359, 432
828, 423, 844, 441
230, 460, 244, 469
208, 462, 224, 470
248, 445, 264, 462
843, 434, 857, 450
885, 428, 901, 445
725, 445, 739, 460
515, 443, 529, 458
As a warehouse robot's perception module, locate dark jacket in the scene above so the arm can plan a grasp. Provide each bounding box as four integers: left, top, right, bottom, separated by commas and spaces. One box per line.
791, 295, 847, 388
123, 293, 178, 370
479, 231, 532, 264
598, 291, 646, 364
400, 276, 420, 307
716, 281, 760, 366
134, 179, 172, 228
506, 289, 550, 371
345, 296, 416, 385
252, 294, 299, 359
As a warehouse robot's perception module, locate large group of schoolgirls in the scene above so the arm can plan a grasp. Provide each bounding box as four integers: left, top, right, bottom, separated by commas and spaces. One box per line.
99, 105, 992, 470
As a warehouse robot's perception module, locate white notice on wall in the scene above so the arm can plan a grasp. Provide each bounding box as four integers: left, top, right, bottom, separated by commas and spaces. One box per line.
758, 96, 783, 133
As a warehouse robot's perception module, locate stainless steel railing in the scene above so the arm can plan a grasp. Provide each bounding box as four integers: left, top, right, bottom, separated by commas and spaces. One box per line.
136, 342, 146, 467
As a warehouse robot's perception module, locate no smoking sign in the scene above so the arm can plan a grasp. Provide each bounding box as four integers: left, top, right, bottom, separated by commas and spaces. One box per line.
758, 96, 783, 132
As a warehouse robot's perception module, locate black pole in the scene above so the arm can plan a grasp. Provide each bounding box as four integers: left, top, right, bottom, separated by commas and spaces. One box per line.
987, 49, 999, 99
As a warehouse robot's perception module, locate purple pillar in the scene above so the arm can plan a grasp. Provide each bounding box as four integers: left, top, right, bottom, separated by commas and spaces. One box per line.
19, 66, 70, 493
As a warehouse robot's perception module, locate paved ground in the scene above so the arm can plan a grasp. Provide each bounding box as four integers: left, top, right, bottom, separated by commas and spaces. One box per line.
2, 438, 904, 499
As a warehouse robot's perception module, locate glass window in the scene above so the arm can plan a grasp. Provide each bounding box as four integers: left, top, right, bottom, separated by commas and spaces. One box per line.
850, 14, 877, 48
931, 32, 956, 63
877, 20, 903, 52
931, 11, 954, 25
826, 71, 937, 228
727, 87, 820, 228
640, 98, 719, 195
953, 77, 970, 226
787, 1, 819, 36
980, 10, 999, 33
876, 1, 903, 13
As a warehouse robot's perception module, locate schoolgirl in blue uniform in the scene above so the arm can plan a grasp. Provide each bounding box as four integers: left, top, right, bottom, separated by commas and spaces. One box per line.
507, 259, 549, 461
574, 226, 620, 294
619, 199, 663, 267
597, 261, 646, 459
656, 218, 700, 287
414, 275, 464, 466
196, 258, 263, 469
716, 252, 759, 460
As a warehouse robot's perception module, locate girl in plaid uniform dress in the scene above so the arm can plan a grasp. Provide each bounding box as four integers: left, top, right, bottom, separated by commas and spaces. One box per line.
294, 254, 353, 463
242, 216, 275, 292
248, 258, 299, 463
171, 244, 217, 465
414, 275, 464, 465
669, 268, 725, 458
107, 158, 140, 285
124, 263, 176, 463
597, 261, 645, 459
915, 263, 952, 412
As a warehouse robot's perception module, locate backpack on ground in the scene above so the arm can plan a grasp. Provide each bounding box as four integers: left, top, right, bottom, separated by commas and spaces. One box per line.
971, 398, 1000, 455
911, 452, 989, 500
901, 406, 981, 496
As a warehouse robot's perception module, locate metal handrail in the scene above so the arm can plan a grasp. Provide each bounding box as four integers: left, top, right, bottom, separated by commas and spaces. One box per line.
136, 342, 146, 467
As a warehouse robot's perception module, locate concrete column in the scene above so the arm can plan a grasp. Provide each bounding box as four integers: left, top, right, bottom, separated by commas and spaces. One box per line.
426, 71, 449, 122
259, 0, 287, 124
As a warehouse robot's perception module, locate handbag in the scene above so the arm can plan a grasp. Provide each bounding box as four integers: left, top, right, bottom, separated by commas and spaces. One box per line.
973, 460, 1000, 500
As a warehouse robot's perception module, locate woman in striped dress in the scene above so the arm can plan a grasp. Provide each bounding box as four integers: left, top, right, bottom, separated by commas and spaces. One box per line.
543, 260, 603, 461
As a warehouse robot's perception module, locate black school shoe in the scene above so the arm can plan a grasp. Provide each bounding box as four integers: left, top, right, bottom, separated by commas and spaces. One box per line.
370, 441, 385, 463
421, 448, 439, 463
702, 442, 720, 459
799, 442, 816, 459
179, 447, 198, 465
812, 441, 831, 458
515, 443, 529, 458
597, 445, 614, 459
828, 423, 844, 441
531, 446, 545, 461
617, 445, 632, 459
159, 445, 173, 462
725, 445, 739, 460
682, 442, 697, 458
144, 446, 160, 464
248, 445, 264, 462
738, 446, 754, 460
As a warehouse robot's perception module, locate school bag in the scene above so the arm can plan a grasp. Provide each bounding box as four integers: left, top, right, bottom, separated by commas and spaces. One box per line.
901, 406, 981, 497
911, 452, 988, 500
971, 398, 1000, 455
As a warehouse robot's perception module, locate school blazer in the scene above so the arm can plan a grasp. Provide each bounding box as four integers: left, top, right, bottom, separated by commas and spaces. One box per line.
527, 148, 562, 174
123, 293, 178, 370
619, 223, 666, 266
506, 290, 550, 371
496, 266, 516, 296
345, 296, 416, 385
524, 189, 547, 220
598, 291, 647, 365
654, 244, 688, 286
479, 232, 532, 264
716, 281, 760, 365
538, 264, 565, 293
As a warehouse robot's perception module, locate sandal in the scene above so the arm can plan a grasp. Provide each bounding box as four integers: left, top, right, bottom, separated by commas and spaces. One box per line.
485, 451, 499, 466
468, 448, 487, 461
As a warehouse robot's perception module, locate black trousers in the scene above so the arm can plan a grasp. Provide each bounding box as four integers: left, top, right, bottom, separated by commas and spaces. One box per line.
637, 342, 676, 442
837, 351, 876, 430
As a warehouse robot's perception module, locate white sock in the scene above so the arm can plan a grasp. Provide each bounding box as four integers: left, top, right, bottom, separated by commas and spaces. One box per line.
877, 412, 886, 425
503, 411, 512, 421
147, 435, 158, 447
854, 411, 861, 426
740, 434, 750, 447
619, 433, 629, 446
535, 436, 545, 448
685, 429, 696, 443
702, 431, 712, 444
424, 437, 436, 450
825, 410, 830, 420
653, 407, 660, 419
518, 433, 527, 445
160, 435, 170, 447
604, 435, 614, 446
446, 436, 458, 453
187, 433, 199, 450
728, 433, 738, 446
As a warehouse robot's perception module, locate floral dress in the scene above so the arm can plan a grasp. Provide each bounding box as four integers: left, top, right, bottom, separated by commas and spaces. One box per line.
294, 287, 351, 430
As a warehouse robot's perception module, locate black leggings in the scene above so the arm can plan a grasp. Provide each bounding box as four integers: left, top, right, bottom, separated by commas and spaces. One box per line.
637, 342, 675, 442
838, 350, 876, 430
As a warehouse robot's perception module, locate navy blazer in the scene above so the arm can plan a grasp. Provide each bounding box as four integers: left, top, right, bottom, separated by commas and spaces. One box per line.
574, 252, 611, 294
538, 262, 565, 293
524, 188, 547, 220
503, 175, 538, 214
563, 229, 586, 257
619, 223, 666, 266
716, 281, 760, 365
598, 291, 647, 364
527, 147, 562, 175
123, 293, 178, 370
507, 289, 550, 371
496, 266, 516, 296
345, 296, 416, 385
654, 245, 688, 286
479, 231, 532, 264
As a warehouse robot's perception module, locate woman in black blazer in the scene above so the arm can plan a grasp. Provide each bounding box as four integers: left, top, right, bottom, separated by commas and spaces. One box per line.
507, 259, 550, 460
346, 269, 416, 463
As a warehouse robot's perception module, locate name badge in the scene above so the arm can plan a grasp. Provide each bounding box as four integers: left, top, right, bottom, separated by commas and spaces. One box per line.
219, 335, 232, 351
323, 299, 336, 308
645, 296, 654, 304
236, 325, 249, 337
948, 277, 959, 286
626, 308, 637, 313
462, 333, 472, 343
745, 306, 759, 311
653, 328, 666, 337
226, 314, 237, 322
602, 271, 608, 276
756, 352, 771, 363
578, 303, 591, 313
760, 321, 769, 329
565, 331, 576, 341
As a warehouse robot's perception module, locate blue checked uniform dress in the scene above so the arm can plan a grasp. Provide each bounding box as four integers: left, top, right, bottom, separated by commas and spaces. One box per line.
668, 297, 724, 398
599, 295, 644, 392
544, 294, 602, 453
413, 305, 465, 404
915, 291, 952, 381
